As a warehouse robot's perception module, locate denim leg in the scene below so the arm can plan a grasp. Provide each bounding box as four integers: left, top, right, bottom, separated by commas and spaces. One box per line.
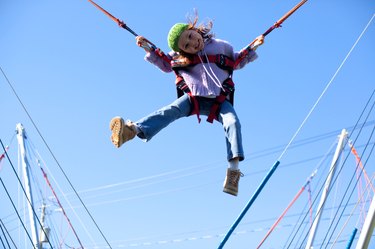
136, 94, 191, 141
217, 101, 244, 161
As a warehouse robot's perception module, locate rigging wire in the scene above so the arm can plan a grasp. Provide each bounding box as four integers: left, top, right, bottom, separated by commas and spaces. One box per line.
19, 139, 72, 248
321, 121, 375, 248
290, 144, 346, 249
62, 160, 222, 199
0, 146, 10, 171
350, 142, 375, 229
4, 129, 364, 227
286, 89, 375, 248
244, 120, 375, 162
0, 66, 113, 248
282, 141, 337, 248
60, 128, 372, 204
8, 130, 88, 246
0, 222, 11, 249
39, 166, 85, 248
329, 175, 375, 249
0, 219, 18, 249
256, 169, 317, 248
223, 14, 375, 245
29, 135, 98, 247
286, 144, 342, 248
0, 135, 15, 171
0, 177, 35, 248
2, 125, 374, 248
0, 139, 54, 249
350, 142, 375, 193
315, 95, 375, 247
24, 142, 46, 209
318, 94, 375, 245
79, 213, 362, 249
0, 234, 7, 249
277, 13, 375, 162
60, 144, 373, 209
324, 144, 375, 248
258, 139, 343, 248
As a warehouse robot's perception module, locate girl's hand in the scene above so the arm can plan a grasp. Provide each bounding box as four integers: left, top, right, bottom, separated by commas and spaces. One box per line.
136, 36, 151, 52
253, 35, 264, 48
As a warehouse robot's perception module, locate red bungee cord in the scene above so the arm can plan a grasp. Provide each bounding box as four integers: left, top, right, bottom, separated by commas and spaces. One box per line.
234, 0, 308, 68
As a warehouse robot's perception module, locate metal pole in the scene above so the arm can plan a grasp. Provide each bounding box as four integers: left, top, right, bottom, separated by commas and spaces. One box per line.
346, 228, 358, 249
16, 123, 39, 248
217, 160, 280, 249
355, 195, 375, 249
305, 129, 348, 249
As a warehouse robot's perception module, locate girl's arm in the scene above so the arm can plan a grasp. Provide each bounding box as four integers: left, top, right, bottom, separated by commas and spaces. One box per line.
136, 36, 173, 73
234, 35, 264, 70
144, 51, 173, 73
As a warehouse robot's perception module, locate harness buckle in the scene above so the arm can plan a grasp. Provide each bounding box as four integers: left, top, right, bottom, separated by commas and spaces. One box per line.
222, 78, 235, 94
216, 54, 226, 68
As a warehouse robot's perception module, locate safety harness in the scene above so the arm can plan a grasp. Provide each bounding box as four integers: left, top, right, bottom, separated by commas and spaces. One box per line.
171, 54, 236, 123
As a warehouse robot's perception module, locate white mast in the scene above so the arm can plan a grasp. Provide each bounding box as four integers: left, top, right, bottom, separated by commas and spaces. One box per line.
16, 123, 40, 249
305, 129, 348, 249
355, 194, 375, 249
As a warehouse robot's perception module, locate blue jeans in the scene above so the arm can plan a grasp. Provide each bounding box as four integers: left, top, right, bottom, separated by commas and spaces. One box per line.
135, 94, 244, 161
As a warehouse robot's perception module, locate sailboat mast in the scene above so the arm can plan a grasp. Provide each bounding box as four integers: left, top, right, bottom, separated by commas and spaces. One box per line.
16, 123, 40, 249
355, 194, 375, 249
305, 129, 348, 249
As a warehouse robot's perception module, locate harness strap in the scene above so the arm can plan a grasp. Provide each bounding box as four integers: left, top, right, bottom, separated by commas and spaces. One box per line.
154, 48, 172, 64
155, 51, 235, 124
206, 78, 235, 123
175, 75, 201, 123
234, 46, 253, 69
172, 54, 235, 72
189, 93, 202, 123
176, 75, 235, 123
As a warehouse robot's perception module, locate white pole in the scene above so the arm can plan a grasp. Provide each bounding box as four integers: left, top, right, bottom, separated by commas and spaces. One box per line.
16, 123, 39, 248
305, 129, 348, 249
355, 195, 375, 249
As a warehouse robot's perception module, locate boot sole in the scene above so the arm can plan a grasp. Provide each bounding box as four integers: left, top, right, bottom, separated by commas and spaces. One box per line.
223, 188, 238, 196
110, 116, 124, 148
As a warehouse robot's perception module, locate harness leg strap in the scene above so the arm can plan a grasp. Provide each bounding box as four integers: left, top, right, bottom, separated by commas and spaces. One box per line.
207, 78, 234, 123
207, 95, 227, 123
189, 94, 201, 123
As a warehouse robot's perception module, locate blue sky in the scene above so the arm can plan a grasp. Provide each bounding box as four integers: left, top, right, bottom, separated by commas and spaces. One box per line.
1, 1, 375, 248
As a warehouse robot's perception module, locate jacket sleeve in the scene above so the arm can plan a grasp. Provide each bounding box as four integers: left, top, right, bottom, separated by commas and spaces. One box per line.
144, 51, 174, 73
233, 47, 258, 70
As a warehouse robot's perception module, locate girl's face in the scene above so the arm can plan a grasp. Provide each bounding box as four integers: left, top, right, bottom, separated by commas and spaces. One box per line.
177, 29, 204, 54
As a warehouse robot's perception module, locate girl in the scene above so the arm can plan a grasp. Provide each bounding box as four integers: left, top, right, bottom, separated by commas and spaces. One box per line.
110, 14, 264, 196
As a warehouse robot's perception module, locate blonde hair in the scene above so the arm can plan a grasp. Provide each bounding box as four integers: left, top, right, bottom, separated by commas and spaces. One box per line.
189, 10, 214, 37
177, 10, 214, 57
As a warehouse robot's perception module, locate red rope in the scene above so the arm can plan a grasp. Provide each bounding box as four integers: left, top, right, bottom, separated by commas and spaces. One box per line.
349, 142, 375, 227
0, 145, 9, 171
40, 167, 85, 248
349, 143, 375, 193
256, 186, 305, 249
256, 170, 316, 248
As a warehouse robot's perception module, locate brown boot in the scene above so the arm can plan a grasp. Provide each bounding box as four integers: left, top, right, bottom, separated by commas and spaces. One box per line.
109, 116, 137, 148
223, 169, 243, 196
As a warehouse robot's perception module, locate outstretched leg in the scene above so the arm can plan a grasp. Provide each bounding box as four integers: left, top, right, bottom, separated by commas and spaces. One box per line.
135, 94, 192, 141
110, 94, 192, 147
218, 101, 245, 196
